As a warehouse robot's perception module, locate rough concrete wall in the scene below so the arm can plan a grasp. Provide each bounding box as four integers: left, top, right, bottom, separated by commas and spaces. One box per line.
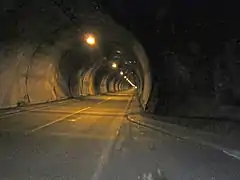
88, 62, 106, 95
0, 42, 67, 108
100, 76, 108, 93
27, 56, 64, 103
132, 41, 152, 109
115, 80, 120, 92
0, 1, 74, 107
77, 68, 87, 96
0, 44, 28, 107
81, 67, 98, 96
109, 78, 116, 92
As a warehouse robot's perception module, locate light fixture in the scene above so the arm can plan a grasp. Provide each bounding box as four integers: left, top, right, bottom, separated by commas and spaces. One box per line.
85, 34, 96, 45
112, 62, 117, 68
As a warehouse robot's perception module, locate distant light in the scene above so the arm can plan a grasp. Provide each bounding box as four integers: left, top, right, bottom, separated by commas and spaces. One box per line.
120, 71, 124, 75
85, 34, 96, 45
112, 62, 117, 68
116, 50, 121, 53
135, 86, 137, 89
125, 78, 136, 87
124, 76, 127, 79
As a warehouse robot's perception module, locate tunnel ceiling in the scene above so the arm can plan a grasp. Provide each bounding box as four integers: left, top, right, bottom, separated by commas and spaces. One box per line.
0, 0, 141, 71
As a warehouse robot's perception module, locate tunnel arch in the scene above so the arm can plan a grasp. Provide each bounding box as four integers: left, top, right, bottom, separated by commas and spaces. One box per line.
0, 0, 151, 109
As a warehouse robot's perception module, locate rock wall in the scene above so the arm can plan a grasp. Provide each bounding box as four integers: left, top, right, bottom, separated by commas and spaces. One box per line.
0, 42, 67, 108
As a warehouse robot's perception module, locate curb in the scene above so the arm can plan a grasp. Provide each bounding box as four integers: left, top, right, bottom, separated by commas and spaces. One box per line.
127, 115, 240, 161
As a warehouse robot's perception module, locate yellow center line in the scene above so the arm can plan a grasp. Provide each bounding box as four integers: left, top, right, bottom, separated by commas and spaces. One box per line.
68, 116, 82, 122
26, 107, 91, 134
97, 97, 111, 104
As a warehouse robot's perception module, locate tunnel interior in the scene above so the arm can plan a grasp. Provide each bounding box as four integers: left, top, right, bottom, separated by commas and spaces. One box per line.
2, 0, 239, 119
0, 0, 151, 109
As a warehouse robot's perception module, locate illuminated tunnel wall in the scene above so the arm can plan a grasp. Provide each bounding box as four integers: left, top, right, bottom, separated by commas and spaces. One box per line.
0, 0, 152, 109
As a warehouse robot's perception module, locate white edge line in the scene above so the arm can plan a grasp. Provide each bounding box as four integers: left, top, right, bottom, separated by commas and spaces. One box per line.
222, 149, 240, 161
26, 107, 91, 134
91, 95, 131, 180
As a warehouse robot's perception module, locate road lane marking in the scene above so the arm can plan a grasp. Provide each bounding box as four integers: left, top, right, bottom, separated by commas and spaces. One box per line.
0, 100, 73, 120
68, 116, 82, 122
222, 149, 240, 161
0, 96, 112, 119
126, 96, 240, 161
41, 132, 116, 140
91, 95, 133, 180
68, 119, 78, 122
29, 110, 76, 114
26, 107, 91, 134
98, 101, 105, 104
91, 119, 119, 180
97, 98, 111, 104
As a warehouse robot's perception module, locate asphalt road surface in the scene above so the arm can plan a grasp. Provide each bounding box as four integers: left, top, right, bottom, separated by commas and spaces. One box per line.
0, 90, 240, 180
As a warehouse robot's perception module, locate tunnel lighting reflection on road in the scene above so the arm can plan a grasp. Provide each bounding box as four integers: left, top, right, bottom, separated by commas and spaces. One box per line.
112, 62, 117, 69
85, 34, 96, 45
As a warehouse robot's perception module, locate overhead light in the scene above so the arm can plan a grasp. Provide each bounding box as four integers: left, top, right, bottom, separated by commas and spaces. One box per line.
116, 50, 121, 53
112, 62, 117, 68
85, 34, 96, 45
124, 76, 127, 79
120, 71, 124, 75
125, 78, 136, 87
